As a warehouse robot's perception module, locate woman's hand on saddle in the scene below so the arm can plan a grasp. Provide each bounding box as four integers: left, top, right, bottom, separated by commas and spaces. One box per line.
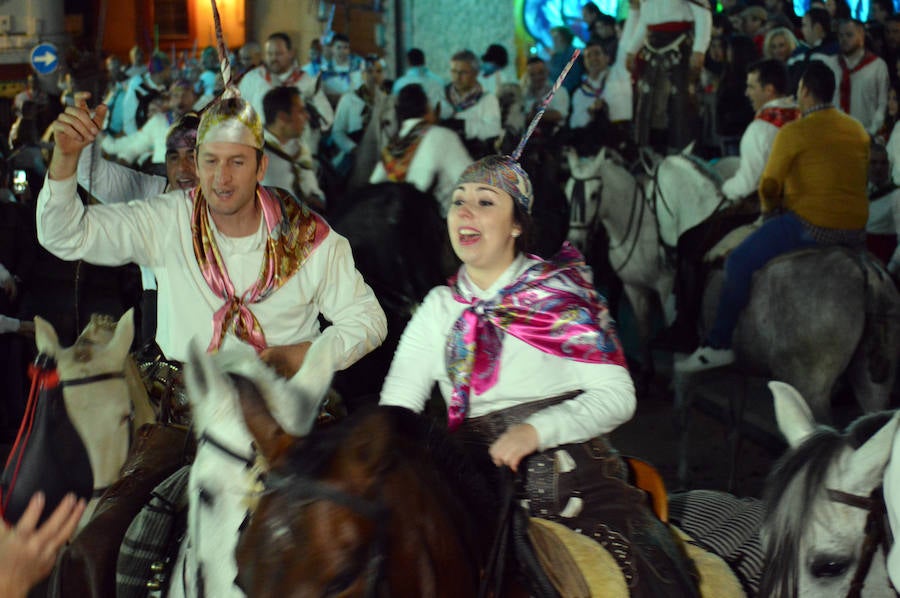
489, 424, 540, 472
260, 341, 312, 379
0, 492, 86, 598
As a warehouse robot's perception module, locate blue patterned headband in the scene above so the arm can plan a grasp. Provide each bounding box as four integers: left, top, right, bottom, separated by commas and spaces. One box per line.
457, 155, 534, 214
454, 50, 581, 216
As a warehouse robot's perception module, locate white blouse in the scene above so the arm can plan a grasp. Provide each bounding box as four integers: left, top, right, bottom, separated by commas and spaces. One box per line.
380, 254, 636, 450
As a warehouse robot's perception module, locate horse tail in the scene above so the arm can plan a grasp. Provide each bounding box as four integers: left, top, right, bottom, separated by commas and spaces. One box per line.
858, 254, 900, 384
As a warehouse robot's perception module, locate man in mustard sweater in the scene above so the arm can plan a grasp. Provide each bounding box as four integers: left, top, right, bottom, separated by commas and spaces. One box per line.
678, 61, 870, 372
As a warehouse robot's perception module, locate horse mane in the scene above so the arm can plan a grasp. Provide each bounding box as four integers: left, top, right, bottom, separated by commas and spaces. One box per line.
674, 153, 724, 188
760, 410, 895, 597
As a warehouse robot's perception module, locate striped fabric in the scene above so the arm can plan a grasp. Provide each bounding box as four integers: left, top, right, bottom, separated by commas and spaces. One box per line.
668, 490, 766, 597
116, 466, 190, 597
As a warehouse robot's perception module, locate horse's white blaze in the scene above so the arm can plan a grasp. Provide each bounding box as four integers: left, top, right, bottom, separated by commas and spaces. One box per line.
172, 340, 323, 598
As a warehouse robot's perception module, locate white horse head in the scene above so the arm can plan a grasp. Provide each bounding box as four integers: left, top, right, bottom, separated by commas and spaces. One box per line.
169, 340, 321, 598
650, 153, 723, 248
761, 381, 898, 598
34, 309, 142, 528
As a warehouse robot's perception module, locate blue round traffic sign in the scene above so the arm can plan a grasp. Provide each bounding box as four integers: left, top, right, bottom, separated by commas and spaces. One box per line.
30, 43, 59, 75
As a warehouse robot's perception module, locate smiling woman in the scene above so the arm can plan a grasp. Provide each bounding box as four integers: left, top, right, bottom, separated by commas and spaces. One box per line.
378, 153, 703, 597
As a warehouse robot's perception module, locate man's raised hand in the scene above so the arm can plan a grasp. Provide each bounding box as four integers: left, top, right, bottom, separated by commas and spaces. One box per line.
51, 93, 108, 156
48, 93, 108, 180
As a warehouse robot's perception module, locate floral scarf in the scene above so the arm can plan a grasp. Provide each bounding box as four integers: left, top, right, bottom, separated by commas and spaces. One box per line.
445, 243, 627, 431
444, 82, 485, 113
191, 185, 328, 353
381, 120, 431, 182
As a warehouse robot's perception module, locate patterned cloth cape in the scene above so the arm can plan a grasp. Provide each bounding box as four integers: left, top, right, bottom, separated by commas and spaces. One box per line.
191, 184, 328, 352
381, 120, 431, 182
444, 82, 485, 113
445, 243, 627, 431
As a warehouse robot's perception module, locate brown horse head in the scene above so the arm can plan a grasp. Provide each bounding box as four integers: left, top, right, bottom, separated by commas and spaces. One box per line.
235, 402, 505, 597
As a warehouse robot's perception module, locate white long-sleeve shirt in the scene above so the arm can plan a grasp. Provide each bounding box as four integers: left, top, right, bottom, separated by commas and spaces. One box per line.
569, 67, 634, 128
826, 53, 890, 135
369, 117, 473, 215
721, 97, 798, 201
121, 73, 167, 136
627, 0, 712, 55
36, 176, 387, 390
76, 142, 167, 292
393, 66, 447, 109
261, 129, 324, 205
331, 88, 386, 154
436, 89, 503, 141
100, 111, 174, 166
380, 255, 636, 451
238, 65, 335, 132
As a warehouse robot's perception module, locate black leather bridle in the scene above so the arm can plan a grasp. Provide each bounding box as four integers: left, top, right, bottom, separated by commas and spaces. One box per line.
826, 486, 897, 598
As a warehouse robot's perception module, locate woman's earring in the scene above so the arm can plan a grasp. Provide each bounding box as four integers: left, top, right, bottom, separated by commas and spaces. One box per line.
511, 229, 521, 238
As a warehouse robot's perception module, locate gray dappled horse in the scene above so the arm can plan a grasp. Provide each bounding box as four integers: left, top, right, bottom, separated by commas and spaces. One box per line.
565, 149, 900, 421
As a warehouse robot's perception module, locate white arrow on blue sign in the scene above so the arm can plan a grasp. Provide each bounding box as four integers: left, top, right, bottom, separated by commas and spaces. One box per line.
30, 43, 59, 75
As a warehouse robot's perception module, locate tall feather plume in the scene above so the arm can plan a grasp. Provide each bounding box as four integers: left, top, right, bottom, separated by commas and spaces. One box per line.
210, 0, 236, 98
511, 49, 581, 162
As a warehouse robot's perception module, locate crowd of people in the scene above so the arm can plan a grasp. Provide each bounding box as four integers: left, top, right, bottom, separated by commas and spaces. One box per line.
2, 0, 900, 593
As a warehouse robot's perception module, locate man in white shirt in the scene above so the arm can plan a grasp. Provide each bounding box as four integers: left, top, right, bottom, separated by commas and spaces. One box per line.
238, 32, 335, 145
331, 56, 387, 174
370, 84, 472, 215
521, 57, 570, 130
477, 44, 518, 95
828, 18, 889, 135
121, 52, 173, 136
261, 86, 325, 212
77, 112, 201, 345
655, 59, 800, 353
569, 37, 633, 129
101, 80, 198, 174
392, 48, 446, 110
38, 94, 386, 395
625, 0, 712, 153
436, 49, 502, 158
320, 34, 365, 106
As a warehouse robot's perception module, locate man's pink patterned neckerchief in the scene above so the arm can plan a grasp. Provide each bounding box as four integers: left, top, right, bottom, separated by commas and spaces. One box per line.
191, 185, 327, 353
445, 243, 627, 431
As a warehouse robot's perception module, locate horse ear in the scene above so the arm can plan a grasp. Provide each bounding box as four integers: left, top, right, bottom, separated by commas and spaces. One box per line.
844, 412, 900, 495
770, 381, 817, 448
681, 141, 695, 155
108, 309, 135, 360
184, 338, 218, 403
34, 316, 59, 357
236, 376, 298, 468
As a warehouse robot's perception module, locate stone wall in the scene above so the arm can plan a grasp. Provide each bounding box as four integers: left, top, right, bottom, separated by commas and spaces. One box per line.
383, 0, 518, 82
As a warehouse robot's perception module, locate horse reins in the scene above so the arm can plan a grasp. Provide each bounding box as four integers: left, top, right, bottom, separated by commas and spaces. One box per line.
569, 166, 647, 274
826, 486, 895, 598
